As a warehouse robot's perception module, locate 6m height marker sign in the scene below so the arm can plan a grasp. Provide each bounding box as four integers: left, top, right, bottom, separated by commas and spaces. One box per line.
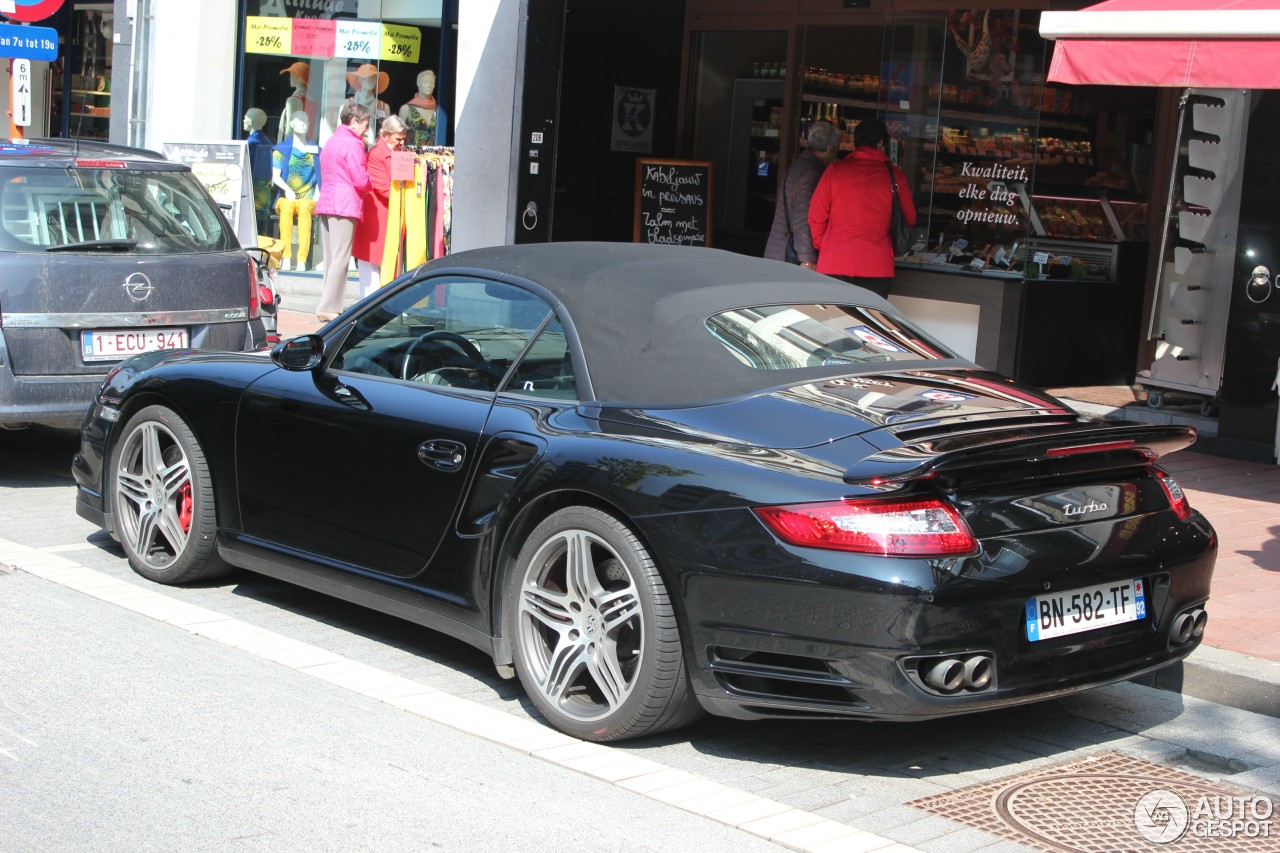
10, 57, 30, 126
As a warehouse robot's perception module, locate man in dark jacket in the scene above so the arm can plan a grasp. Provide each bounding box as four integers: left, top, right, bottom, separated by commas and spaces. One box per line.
764, 121, 841, 270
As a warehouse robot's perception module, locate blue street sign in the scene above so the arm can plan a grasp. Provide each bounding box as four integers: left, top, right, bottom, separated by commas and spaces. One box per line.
0, 24, 58, 61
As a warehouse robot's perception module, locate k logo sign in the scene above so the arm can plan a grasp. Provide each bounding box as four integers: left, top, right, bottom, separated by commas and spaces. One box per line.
616, 89, 652, 137
1, 0, 66, 23
611, 86, 655, 154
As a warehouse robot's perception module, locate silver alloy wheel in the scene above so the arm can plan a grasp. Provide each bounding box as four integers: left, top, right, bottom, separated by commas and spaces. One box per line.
516, 528, 644, 722
114, 420, 193, 571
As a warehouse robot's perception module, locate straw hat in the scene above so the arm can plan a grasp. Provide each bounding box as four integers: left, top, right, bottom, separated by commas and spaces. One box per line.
346, 63, 389, 95
279, 61, 310, 86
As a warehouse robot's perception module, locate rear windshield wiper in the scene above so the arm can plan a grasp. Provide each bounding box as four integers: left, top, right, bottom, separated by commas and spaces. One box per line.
45, 239, 139, 253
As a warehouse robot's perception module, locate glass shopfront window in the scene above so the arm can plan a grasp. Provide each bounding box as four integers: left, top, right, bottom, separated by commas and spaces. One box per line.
797, 9, 1156, 284
237, 1, 453, 272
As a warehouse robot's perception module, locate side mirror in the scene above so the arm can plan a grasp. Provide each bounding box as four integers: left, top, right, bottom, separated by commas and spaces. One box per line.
271, 334, 325, 371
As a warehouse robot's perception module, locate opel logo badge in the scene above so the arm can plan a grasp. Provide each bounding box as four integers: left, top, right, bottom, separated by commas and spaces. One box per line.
123, 272, 154, 302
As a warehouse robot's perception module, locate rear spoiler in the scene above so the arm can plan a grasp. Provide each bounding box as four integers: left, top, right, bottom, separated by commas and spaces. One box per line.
845, 421, 1196, 487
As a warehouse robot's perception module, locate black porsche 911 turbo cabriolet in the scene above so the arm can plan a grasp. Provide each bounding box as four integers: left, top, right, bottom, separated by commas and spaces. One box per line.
73, 242, 1216, 742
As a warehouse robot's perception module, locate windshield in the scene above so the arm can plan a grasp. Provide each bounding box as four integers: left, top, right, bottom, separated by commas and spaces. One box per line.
706, 304, 955, 369
0, 165, 237, 254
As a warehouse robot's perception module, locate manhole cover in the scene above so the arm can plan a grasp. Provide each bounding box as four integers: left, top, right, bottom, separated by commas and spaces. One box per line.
910, 752, 1276, 851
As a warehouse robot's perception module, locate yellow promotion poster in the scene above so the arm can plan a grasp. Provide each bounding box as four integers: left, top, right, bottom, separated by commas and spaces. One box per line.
381, 23, 421, 63
245, 16, 292, 56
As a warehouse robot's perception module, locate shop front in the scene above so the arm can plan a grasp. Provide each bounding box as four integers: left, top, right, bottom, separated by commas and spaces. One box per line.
232, 0, 456, 272
683, 2, 1161, 389
1041, 1, 1280, 461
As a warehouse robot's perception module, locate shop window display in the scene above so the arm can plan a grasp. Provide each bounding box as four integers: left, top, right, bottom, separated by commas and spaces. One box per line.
239, 5, 453, 273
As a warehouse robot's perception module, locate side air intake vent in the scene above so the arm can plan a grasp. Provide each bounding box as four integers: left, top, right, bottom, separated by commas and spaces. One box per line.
708, 647, 863, 707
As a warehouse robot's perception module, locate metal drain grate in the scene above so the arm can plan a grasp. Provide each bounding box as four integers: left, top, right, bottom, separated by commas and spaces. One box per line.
910, 752, 1277, 852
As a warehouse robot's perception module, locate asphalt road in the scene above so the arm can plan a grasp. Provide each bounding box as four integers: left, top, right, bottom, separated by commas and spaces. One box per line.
3, 426, 1278, 852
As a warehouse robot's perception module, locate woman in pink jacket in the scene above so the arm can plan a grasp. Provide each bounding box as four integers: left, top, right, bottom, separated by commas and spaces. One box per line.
315, 102, 372, 321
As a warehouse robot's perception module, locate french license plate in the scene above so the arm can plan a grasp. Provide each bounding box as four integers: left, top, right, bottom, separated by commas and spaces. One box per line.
82, 328, 188, 362
1025, 579, 1146, 641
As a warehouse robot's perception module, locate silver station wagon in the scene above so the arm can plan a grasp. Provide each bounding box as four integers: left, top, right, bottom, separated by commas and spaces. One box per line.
0, 139, 265, 430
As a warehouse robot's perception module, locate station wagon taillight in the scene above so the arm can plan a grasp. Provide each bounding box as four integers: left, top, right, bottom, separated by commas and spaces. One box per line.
74, 159, 127, 168
247, 256, 260, 319
754, 497, 978, 557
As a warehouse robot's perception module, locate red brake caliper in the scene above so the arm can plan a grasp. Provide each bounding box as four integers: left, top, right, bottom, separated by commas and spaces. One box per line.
178, 483, 193, 533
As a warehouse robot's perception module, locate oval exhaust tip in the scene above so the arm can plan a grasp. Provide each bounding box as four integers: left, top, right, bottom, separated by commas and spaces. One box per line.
1191, 609, 1208, 639
963, 655, 993, 690
1171, 613, 1193, 645
923, 659, 965, 692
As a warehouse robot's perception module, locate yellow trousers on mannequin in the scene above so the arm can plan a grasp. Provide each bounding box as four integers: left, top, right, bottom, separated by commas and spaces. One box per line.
275, 196, 315, 270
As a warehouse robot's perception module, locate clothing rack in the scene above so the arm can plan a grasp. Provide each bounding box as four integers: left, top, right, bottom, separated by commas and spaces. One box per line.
408, 145, 454, 158
382, 147, 455, 272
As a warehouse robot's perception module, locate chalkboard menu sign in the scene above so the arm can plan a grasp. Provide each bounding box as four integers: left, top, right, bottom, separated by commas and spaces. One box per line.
633, 158, 714, 247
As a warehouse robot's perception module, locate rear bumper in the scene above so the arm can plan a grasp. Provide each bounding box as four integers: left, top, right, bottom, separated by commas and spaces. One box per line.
646, 508, 1218, 721
0, 370, 104, 429
1, 317, 262, 427
688, 611, 1208, 722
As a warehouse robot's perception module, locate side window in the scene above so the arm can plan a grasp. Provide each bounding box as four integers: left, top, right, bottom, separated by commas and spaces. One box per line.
501, 316, 578, 401
331, 276, 553, 391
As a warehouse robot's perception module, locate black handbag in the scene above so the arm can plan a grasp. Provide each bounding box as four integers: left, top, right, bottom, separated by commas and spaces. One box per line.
886, 160, 911, 257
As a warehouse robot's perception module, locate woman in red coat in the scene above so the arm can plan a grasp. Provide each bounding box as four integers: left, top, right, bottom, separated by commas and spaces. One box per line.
808, 117, 916, 301
353, 115, 407, 297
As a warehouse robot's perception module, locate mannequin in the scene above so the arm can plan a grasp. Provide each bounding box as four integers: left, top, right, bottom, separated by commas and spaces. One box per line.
271, 114, 320, 272
346, 63, 389, 145
398, 69, 448, 148
243, 108, 274, 230
278, 61, 312, 138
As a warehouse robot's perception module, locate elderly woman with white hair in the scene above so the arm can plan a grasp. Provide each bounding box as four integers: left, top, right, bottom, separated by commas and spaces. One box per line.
764, 120, 842, 270
352, 113, 408, 296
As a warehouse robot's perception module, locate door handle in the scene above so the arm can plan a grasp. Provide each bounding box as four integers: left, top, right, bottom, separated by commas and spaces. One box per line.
418, 439, 466, 472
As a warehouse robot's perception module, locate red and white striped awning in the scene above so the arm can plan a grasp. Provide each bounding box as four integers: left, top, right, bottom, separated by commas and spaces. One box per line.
1041, 1, 1280, 88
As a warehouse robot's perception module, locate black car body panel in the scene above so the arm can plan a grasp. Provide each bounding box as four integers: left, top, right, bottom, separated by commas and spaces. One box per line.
74, 243, 1216, 734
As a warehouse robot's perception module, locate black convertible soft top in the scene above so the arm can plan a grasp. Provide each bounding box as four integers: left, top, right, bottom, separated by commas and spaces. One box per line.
426, 242, 966, 406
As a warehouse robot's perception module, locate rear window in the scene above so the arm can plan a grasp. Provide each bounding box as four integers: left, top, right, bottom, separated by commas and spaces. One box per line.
0, 165, 236, 254
706, 304, 954, 369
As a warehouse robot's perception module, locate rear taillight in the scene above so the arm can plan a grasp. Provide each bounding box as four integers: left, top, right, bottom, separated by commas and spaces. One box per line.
754, 497, 978, 557
247, 256, 261, 319
1157, 471, 1192, 520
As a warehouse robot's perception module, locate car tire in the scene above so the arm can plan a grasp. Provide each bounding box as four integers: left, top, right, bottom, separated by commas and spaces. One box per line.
110, 405, 230, 585
506, 507, 702, 742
